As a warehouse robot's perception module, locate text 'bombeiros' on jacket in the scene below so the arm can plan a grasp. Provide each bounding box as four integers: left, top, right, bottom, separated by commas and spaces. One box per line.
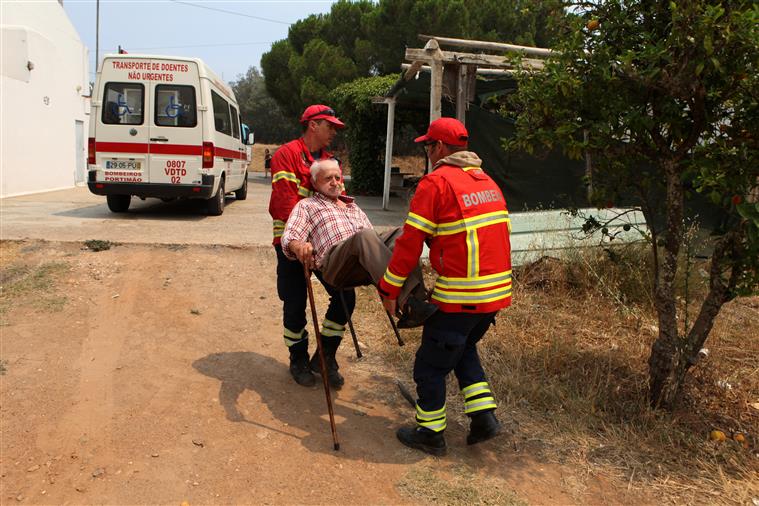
379, 152, 512, 314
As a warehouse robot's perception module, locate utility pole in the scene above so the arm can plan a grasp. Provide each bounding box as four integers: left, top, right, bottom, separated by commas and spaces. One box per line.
95, 0, 100, 71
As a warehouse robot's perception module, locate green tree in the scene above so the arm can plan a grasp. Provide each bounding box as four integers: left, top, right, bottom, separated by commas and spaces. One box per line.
329, 74, 401, 194
229, 66, 299, 143
505, 0, 759, 408
261, 0, 564, 114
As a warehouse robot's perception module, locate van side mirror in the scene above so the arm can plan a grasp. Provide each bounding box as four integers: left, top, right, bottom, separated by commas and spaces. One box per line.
241, 123, 254, 145
247, 132, 255, 145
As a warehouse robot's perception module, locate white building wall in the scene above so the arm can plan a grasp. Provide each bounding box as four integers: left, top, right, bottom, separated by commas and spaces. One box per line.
1, 0, 90, 198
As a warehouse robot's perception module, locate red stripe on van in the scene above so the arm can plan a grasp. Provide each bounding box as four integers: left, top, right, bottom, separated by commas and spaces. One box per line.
96, 142, 149, 154
215, 146, 246, 159
95, 142, 244, 159
151, 144, 203, 156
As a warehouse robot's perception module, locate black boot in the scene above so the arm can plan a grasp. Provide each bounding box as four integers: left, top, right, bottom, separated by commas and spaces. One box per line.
289, 349, 315, 387
310, 342, 344, 389
397, 297, 438, 329
467, 410, 502, 445
396, 425, 447, 456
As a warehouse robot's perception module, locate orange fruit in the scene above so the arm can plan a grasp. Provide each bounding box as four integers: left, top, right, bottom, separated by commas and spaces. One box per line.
710, 430, 727, 441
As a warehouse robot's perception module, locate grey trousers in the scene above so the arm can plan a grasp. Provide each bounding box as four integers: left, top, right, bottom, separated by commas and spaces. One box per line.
319, 228, 425, 307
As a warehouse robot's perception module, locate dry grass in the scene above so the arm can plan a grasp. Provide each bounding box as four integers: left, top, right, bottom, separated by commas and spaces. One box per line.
0, 241, 69, 314
397, 463, 525, 505
368, 245, 759, 505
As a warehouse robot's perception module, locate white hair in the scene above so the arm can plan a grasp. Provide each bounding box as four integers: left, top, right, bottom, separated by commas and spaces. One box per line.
310, 158, 340, 182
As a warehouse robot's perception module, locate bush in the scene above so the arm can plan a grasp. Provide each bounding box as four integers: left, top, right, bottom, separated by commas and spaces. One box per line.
330, 75, 398, 195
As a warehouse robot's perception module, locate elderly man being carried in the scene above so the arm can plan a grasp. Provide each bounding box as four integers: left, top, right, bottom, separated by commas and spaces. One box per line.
281, 158, 436, 385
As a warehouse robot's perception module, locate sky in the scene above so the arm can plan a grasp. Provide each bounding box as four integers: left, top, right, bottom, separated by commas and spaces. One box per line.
63, 0, 336, 84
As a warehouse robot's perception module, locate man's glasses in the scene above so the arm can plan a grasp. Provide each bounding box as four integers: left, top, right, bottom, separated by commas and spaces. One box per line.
423, 140, 438, 152
304, 108, 336, 121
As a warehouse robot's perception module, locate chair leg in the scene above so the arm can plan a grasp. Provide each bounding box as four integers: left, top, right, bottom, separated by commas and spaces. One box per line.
385, 310, 405, 347
339, 290, 362, 358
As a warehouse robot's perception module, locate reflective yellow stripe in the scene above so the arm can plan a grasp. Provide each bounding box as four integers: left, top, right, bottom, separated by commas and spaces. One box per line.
405, 212, 437, 235
273, 219, 286, 238
383, 269, 406, 288
415, 403, 445, 420
462, 166, 480, 172
436, 210, 510, 236
431, 285, 512, 304
466, 229, 479, 277
415, 403, 446, 432
321, 319, 345, 337
462, 381, 491, 398
464, 396, 497, 414
322, 319, 343, 330
435, 217, 465, 235
417, 418, 447, 432
297, 185, 313, 197
283, 327, 306, 347
272, 171, 299, 184
284, 327, 305, 339
437, 271, 512, 289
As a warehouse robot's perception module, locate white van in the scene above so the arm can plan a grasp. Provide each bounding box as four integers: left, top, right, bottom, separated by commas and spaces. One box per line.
87, 54, 252, 215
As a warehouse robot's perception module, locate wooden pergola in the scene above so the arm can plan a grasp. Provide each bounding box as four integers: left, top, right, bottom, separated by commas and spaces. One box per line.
376, 35, 552, 209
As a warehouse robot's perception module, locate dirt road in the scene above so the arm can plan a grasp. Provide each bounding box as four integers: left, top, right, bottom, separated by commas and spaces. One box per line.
1, 240, 625, 505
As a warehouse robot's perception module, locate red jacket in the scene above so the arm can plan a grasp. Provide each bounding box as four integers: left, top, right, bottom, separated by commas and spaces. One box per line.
379, 154, 512, 313
268, 138, 334, 245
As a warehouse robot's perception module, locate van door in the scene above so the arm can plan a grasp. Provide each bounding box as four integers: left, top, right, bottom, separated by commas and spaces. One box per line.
229, 104, 246, 189
97, 71, 150, 184
148, 60, 202, 186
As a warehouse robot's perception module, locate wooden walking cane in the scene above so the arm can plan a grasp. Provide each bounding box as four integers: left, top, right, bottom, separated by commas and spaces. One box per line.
304, 264, 340, 451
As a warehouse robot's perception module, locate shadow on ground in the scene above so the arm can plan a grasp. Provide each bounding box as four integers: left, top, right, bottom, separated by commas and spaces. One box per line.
192, 350, 424, 464
53, 195, 247, 221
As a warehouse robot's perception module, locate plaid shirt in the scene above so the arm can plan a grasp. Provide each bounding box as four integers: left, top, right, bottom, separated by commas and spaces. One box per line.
282, 192, 373, 268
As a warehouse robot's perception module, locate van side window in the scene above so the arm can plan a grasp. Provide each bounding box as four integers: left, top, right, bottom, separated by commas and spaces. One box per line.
230, 104, 240, 139
102, 82, 144, 125
155, 85, 197, 127
211, 90, 231, 136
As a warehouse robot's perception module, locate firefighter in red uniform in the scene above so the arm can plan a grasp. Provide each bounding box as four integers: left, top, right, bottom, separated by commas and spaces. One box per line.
379, 118, 512, 456
269, 104, 348, 388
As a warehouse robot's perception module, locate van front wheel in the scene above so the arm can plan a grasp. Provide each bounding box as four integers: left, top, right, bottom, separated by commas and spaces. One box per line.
208, 178, 225, 216
107, 194, 131, 213
235, 174, 248, 200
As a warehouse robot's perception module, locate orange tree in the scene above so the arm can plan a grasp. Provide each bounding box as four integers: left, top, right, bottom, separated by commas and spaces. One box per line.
505, 0, 758, 408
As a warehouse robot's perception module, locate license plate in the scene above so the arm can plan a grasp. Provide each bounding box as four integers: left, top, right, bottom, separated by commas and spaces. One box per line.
106, 160, 141, 170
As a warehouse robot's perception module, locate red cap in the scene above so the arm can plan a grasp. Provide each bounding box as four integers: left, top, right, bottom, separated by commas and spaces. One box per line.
300, 104, 345, 128
414, 117, 468, 146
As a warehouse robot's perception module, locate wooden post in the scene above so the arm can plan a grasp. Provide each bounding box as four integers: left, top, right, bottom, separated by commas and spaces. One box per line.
425, 39, 443, 122
584, 130, 593, 202
382, 97, 396, 211
418, 34, 553, 58
456, 64, 468, 125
